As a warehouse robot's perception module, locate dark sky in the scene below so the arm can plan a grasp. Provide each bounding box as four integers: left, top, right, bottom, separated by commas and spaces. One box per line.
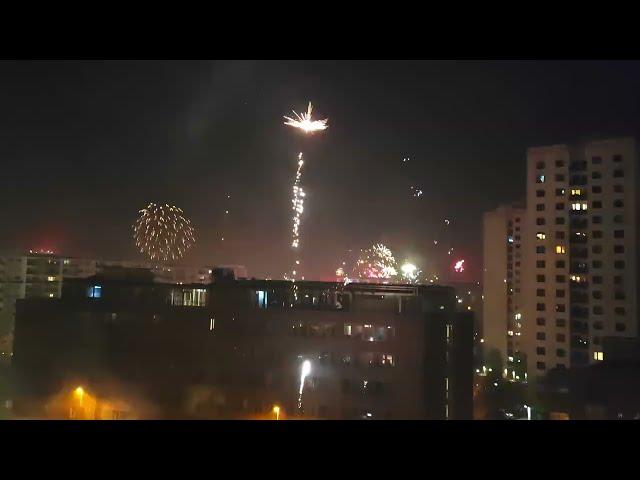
1, 60, 640, 282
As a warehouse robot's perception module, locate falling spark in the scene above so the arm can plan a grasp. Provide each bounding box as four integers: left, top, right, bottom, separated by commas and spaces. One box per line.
454, 259, 465, 273
133, 203, 195, 262
284, 102, 328, 134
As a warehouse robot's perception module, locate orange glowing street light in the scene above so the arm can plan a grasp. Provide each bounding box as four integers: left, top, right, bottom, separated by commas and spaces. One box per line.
273, 405, 280, 420
74, 386, 84, 406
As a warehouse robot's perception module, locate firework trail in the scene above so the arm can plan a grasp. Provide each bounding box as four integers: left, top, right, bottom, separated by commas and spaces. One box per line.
133, 203, 195, 262
284, 102, 328, 281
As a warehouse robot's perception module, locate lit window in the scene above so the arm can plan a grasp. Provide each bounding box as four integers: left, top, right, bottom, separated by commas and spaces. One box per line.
344, 324, 352, 336
536, 174, 545, 183
536, 232, 546, 240
47, 276, 55, 282
48, 293, 55, 298
593, 352, 604, 361
571, 189, 581, 195
514, 313, 522, 320
256, 290, 267, 308
556, 245, 566, 254
87, 285, 102, 298
209, 318, 215, 331
63, 259, 70, 265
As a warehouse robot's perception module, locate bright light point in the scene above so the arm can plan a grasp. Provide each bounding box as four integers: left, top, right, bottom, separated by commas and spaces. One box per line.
284, 102, 328, 134
454, 259, 465, 273
301, 360, 311, 377
74, 387, 84, 396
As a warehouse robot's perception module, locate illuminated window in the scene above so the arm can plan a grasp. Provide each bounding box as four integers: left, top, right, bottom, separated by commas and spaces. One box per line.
63, 259, 70, 265
536, 174, 545, 183
556, 245, 566, 254
256, 290, 267, 308
209, 318, 215, 331
344, 324, 352, 336
47, 276, 55, 282
48, 293, 54, 298
536, 232, 546, 240
593, 352, 604, 361
87, 285, 102, 298
571, 189, 581, 195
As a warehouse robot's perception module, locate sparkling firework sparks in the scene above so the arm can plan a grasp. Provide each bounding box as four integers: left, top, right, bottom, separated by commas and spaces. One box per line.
284, 102, 328, 134
454, 259, 465, 273
133, 203, 195, 262
400, 261, 422, 284
284, 102, 328, 281
353, 243, 398, 281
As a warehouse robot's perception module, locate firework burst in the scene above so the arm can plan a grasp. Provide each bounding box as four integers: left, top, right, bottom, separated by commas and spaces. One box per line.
400, 261, 422, 284
133, 203, 195, 262
353, 243, 398, 281
284, 102, 328, 133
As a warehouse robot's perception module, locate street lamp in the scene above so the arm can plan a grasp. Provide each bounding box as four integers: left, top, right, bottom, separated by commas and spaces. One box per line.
273, 405, 280, 420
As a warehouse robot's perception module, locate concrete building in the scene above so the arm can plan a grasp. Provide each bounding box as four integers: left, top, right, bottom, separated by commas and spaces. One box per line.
482, 205, 526, 380
12, 271, 474, 420
0, 251, 247, 356
522, 138, 638, 387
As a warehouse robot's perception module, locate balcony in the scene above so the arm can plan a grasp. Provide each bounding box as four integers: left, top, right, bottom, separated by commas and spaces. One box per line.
571, 320, 589, 333
570, 291, 589, 304
571, 306, 589, 319
571, 248, 588, 259
569, 233, 588, 244
570, 263, 588, 274
570, 219, 588, 229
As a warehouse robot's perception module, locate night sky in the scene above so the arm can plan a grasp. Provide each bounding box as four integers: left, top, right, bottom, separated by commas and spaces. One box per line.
1, 60, 640, 282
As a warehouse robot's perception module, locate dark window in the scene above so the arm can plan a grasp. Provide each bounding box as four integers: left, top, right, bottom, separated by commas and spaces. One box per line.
555, 160, 564, 167
615, 323, 627, 332
556, 203, 564, 210
555, 174, 565, 182
613, 154, 623, 162
593, 230, 603, 239
536, 289, 546, 297
592, 260, 602, 269
592, 291, 602, 300
614, 276, 623, 285
593, 306, 603, 315
536, 274, 545, 282
614, 215, 624, 224
536, 347, 546, 355
615, 260, 626, 269
592, 185, 602, 194
615, 290, 626, 300
593, 216, 602, 224
555, 188, 565, 196
536, 246, 545, 254
593, 276, 603, 284
555, 260, 565, 268
536, 190, 545, 197
593, 321, 603, 330
556, 289, 565, 298
614, 185, 624, 193
556, 319, 566, 327
592, 171, 602, 180
614, 245, 625, 254
536, 218, 545, 225
556, 334, 566, 342
536, 317, 546, 326
537, 362, 546, 370
614, 169, 624, 178
592, 156, 602, 164
592, 201, 602, 208
592, 245, 602, 254
555, 217, 565, 225
556, 275, 566, 282
536, 332, 546, 340
556, 349, 566, 357
536, 204, 545, 211
555, 304, 566, 313
615, 307, 626, 316
536, 161, 545, 169
515, 217, 520, 223
536, 303, 546, 311
614, 230, 624, 239
536, 260, 546, 268
556, 231, 565, 239
614, 199, 624, 208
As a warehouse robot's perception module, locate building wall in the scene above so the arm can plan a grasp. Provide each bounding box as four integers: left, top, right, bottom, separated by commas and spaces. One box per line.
522, 138, 638, 387
12, 279, 473, 420
482, 205, 525, 376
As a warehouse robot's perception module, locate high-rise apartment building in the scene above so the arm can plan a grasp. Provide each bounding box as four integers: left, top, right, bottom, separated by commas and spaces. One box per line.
522, 138, 638, 386
482, 205, 526, 379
